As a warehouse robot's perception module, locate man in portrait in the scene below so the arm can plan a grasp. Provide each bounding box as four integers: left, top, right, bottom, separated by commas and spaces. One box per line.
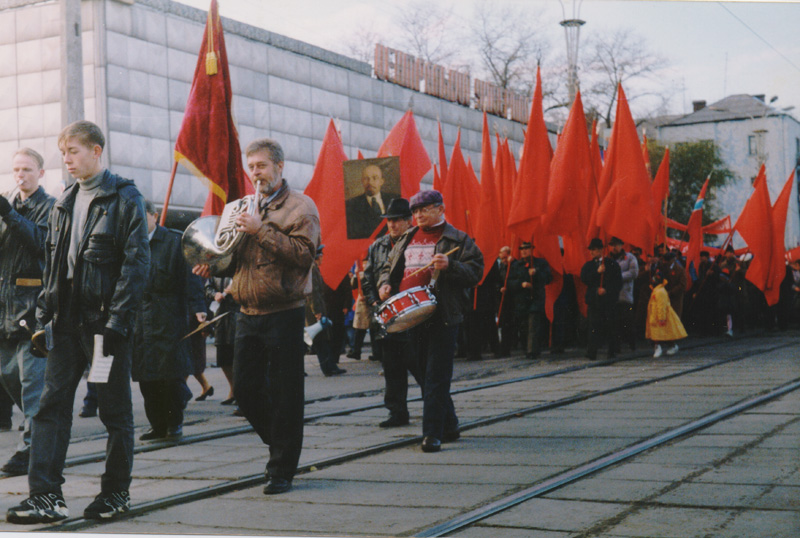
345, 163, 396, 239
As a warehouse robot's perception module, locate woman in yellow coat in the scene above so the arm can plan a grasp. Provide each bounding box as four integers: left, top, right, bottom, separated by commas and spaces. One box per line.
646, 271, 687, 357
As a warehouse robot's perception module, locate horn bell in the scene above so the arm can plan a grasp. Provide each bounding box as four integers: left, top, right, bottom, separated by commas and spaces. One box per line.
181, 215, 235, 275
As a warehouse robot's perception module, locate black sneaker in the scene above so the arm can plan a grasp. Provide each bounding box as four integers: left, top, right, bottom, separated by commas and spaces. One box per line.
7, 492, 68, 524
1, 450, 29, 476
83, 491, 130, 520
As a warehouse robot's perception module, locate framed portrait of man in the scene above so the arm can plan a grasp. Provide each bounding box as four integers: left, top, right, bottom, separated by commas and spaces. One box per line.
343, 156, 401, 240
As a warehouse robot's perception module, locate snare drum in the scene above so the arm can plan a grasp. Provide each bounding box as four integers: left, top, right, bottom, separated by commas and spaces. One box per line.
375, 286, 437, 333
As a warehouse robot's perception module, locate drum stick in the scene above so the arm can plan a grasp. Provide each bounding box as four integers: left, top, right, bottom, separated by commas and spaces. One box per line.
407, 247, 460, 278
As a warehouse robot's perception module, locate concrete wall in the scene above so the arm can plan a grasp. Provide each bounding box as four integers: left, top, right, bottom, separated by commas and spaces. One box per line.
0, 0, 534, 217
658, 115, 800, 248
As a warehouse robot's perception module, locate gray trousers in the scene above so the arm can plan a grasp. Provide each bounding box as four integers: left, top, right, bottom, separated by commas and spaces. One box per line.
28, 326, 133, 496
0, 338, 46, 454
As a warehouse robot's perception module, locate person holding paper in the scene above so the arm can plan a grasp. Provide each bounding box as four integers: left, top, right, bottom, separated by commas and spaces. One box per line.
7, 121, 149, 524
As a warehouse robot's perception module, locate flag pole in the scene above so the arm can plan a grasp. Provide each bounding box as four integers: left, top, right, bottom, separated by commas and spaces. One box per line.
160, 161, 179, 226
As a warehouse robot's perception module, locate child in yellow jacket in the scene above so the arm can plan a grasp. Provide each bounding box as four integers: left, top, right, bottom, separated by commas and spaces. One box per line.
646, 271, 687, 357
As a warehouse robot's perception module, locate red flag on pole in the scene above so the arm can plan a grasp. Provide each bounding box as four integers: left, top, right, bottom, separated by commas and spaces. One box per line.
735, 165, 772, 297
684, 175, 710, 288
442, 131, 480, 236
651, 147, 670, 244
173, 0, 251, 217
594, 85, 657, 254
437, 121, 448, 189
304, 120, 372, 287
475, 112, 504, 283
377, 110, 431, 197
766, 171, 795, 305
507, 67, 552, 239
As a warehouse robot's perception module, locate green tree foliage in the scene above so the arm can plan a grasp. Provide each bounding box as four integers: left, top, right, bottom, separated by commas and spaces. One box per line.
647, 139, 735, 239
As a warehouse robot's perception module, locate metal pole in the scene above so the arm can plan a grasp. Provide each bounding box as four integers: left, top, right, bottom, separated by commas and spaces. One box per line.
61, 0, 84, 187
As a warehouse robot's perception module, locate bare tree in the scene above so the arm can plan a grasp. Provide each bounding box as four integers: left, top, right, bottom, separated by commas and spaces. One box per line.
337, 26, 384, 64
580, 28, 671, 127
470, 1, 550, 93
392, 1, 463, 65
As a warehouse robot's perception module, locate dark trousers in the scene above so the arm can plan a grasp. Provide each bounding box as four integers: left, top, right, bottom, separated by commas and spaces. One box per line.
408, 316, 459, 439
382, 333, 423, 419
233, 308, 305, 481
611, 302, 635, 353
465, 310, 499, 360
29, 325, 134, 495
312, 329, 338, 375
586, 302, 614, 359
139, 378, 185, 433
525, 311, 545, 358
497, 311, 518, 356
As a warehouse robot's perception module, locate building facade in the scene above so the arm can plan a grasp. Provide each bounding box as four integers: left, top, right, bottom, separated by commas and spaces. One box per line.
0, 0, 542, 222
657, 94, 800, 248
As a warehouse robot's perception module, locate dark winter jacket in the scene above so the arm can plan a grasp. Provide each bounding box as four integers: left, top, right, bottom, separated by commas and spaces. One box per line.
132, 225, 204, 382
378, 222, 484, 326
0, 187, 54, 340
508, 255, 553, 314
36, 170, 150, 338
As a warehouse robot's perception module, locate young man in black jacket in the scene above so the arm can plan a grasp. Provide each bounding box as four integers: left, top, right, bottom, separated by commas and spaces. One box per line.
7, 121, 150, 524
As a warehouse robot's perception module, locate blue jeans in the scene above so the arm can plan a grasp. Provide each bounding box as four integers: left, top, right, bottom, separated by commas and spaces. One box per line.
407, 316, 459, 439
233, 308, 305, 481
0, 338, 46, 454
29, 326, 133, 496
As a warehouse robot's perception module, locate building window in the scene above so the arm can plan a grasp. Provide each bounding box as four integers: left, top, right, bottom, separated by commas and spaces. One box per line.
748, 135, 758, 156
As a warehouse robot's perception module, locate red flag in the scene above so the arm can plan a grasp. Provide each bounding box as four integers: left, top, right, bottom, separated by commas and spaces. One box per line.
766, 171, 795, 305
507, 67, 552, 239
475, 113, 504, 283
684, 176, 710, 289
642, 133, 651, 177
377, 110, 431, 197
735, 165, 772, 296
651, 147, 670, 244
304, 120, 372, 287
543, 92, 593, 239
437, 121, 448, 189
441, 130, 480, 235
433, 165, 443, 192
174, 0, 251, 216
595, 85, 657, 253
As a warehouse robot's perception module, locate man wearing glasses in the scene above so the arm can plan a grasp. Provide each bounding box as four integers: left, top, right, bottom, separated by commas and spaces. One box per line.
378, 190, 483, 453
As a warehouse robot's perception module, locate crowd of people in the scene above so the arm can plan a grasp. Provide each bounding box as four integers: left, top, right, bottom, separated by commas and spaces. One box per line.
0, 124, 796, 524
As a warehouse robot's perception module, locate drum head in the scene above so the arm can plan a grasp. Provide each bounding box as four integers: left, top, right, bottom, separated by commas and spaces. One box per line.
385, 303, 437, 333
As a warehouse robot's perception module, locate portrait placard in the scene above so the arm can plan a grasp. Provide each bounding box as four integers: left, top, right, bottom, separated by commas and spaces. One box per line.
343, 156, 400, 240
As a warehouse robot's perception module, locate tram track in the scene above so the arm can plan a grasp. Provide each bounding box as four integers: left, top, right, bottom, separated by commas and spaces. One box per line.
39, 337, 796, 532
32, 334, 756, 471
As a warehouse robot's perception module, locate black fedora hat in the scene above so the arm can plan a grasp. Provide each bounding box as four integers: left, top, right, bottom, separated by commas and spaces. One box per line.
587, 238, 604, 250
382, 197, 412, 219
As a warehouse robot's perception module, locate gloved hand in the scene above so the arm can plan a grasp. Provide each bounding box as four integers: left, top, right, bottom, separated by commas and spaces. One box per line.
102, 327, 126, 357
0, 195, 11, 217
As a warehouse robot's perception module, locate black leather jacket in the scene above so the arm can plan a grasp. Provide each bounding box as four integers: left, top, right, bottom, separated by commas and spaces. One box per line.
37, 170, 150, 338
0, 187, 55, 340
378, 222, 484, 326
361, 233, 395, 308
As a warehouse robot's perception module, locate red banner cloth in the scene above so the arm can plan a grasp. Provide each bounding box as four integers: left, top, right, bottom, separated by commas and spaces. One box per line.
377, 110, 431, 198
475, 113, 505, 284
174, 0, 251, 216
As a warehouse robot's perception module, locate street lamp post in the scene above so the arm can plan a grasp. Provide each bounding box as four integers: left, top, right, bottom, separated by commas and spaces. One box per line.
559, 0, 585, 106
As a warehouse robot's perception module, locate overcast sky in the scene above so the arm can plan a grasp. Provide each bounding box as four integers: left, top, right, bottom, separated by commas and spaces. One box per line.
174, 0, 800, 119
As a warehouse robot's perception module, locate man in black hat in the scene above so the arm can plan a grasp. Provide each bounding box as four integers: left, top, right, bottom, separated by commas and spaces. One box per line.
377, 190, 483, 452
580, 238, 622, 360
508, 241, 552, 360
361, 198, 423, 427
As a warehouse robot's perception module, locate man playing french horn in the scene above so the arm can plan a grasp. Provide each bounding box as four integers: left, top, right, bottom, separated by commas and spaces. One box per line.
192, 138, 320, 495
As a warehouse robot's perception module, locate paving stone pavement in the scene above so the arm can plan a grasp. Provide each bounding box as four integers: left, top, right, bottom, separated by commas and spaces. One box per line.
0, 334, 796, 536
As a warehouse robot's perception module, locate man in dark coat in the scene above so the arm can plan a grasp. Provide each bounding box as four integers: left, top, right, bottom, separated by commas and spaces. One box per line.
580, 238, 622, 360
508, 242, 552, 360
378, 190, 483, 453
495, 246, 518, 357
362, 198, 423, 426
0, 148, 54, 476
132, 202, 206, 441
8, 121, 149, 524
